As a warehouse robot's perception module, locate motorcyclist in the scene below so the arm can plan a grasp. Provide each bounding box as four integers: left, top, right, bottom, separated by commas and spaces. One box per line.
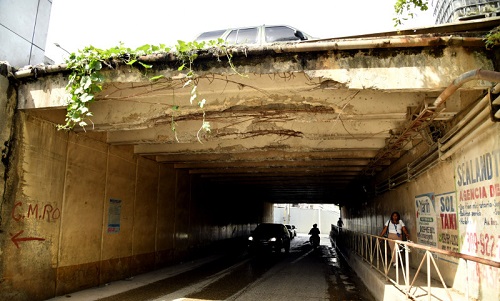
308, 224, 320, 247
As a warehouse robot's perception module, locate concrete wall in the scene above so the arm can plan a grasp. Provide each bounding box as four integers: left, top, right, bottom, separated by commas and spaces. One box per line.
0, 65, 17, 211
0, 112, 258, 301
0, 0, 52, 68
342, 120, 500, 300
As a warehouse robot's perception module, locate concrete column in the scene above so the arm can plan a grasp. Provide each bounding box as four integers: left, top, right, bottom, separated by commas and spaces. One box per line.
0, 62, 17, 213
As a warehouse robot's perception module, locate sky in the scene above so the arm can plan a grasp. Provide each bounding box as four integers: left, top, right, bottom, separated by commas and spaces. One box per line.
45, 0, 435, 64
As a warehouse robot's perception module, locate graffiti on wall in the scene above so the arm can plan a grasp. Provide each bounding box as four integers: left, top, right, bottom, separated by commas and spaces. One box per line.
9, 201, 56, 248
9, 230, 45, 249
11, 201, 61, 222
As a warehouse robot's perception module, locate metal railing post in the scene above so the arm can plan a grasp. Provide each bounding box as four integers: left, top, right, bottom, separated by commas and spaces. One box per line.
465, 259, 469, 300
427, 252, 431, 301
333, 230, 500, 300
405, 242, 410, 290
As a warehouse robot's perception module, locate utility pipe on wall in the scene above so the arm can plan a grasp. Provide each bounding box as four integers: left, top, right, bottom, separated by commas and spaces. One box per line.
430, 69, 500, 162
439, 106, 490, 152
436, 74, 500, 161
438, 82, 500, 146
433, 69, 500, 107
375, 70, 500, 192
440, 119, 494, 161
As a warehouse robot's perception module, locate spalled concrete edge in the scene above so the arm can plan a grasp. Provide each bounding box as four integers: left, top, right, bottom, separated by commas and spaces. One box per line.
0, 62, 17, 218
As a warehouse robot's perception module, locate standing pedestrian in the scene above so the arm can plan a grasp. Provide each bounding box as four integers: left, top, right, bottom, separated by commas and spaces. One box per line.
379, 211, 410, 267
337, 217, 344, 233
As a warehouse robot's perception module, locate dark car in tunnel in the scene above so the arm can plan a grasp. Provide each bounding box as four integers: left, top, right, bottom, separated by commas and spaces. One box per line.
248, 223, 291, 254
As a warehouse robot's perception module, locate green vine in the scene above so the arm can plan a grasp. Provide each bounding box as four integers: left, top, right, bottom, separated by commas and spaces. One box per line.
485, 26, 500, 49
60, 43, 165, 130
59, 39, 233, 143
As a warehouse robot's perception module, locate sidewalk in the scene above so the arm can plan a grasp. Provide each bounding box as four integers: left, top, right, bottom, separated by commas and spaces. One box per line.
45, 255, 222, 301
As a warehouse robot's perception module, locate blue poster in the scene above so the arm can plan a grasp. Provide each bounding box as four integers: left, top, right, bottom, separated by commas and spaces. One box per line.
107, 199, 121, 233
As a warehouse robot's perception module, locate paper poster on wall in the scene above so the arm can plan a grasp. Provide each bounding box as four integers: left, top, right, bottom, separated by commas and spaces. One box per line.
107, 198, 121, 233
415, 192, 438, 247
455, 146, 500, 261
452, 127, 500, 300
436, 191, 459, 253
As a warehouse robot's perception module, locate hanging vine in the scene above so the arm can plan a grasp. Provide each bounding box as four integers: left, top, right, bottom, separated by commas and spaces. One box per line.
485, 25, 500, 49
59, 39, 234, 142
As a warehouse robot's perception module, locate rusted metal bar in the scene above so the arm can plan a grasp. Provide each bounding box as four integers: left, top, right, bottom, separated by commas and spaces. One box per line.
259, 36, 485, 53
12, 63, 68, 79
382, 236, 500, 268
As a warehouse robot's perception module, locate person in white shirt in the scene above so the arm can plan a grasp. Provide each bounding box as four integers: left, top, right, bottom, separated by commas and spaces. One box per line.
379, 211, 410, 266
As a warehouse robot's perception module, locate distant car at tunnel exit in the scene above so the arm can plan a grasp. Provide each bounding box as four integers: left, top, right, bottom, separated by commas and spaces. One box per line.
285, 224, 297, 239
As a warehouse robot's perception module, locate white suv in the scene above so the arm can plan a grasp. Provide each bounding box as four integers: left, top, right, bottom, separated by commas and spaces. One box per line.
195, 25, 315, 45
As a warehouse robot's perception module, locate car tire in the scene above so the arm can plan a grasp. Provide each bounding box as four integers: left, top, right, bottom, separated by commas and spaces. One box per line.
285, 242, 290, 254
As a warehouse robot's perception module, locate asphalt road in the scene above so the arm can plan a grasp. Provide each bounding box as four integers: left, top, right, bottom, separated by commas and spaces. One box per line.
94, 234, 375, 301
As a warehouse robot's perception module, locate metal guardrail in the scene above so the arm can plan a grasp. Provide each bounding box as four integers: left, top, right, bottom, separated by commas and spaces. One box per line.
331, 227, 500, 300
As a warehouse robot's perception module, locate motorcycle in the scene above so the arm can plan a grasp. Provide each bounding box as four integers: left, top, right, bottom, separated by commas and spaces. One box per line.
309, 234, 320, 248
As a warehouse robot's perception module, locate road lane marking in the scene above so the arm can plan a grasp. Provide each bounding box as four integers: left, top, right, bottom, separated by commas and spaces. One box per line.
291, 249, 314, 264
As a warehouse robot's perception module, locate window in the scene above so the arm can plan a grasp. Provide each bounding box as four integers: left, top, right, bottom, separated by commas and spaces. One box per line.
237, 28, 258, 44
226, 28, 258, 44
196, 30, 226, 41
265, 26, 300, 43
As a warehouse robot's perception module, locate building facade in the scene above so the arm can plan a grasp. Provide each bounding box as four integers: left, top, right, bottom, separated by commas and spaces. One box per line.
0, 0, 52, 68
433, 0, 500, 23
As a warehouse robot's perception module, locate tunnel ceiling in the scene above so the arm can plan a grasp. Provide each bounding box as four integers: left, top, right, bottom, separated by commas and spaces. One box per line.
20, 19, 500, 205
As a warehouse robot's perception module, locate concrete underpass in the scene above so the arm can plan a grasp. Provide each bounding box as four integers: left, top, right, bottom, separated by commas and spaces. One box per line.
1, 18, 500, 300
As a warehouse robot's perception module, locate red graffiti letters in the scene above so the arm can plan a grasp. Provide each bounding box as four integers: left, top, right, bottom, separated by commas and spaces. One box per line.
12, 202, 61, 222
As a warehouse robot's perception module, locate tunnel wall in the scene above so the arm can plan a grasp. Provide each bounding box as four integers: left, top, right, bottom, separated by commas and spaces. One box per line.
0, 64, 16, 225
342, 121, 500, 300
0, 112, 258, 301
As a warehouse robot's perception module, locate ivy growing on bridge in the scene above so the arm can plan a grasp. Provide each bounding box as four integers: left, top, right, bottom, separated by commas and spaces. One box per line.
59, 39, 232, 143
60, 0, 498, 142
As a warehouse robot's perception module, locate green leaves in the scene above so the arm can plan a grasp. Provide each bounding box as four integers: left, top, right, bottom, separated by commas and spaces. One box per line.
88, 60, 102, 71
393, 0, 429, 27
137, 61, 152, 69
484, 26, 500, 49
59, 38, 235, 143
59, 43, 170, 130
149, 75, 164, 82
58, 46, 105, 130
